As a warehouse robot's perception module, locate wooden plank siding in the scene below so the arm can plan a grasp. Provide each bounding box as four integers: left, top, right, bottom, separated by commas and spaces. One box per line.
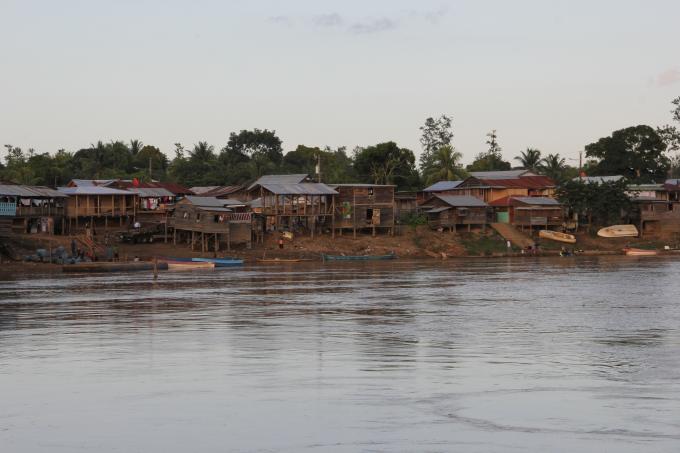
332, 185, 395, 237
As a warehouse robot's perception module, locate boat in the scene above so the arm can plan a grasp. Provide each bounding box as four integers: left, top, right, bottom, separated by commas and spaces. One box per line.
164, 260, 215, 270
597, 225, 638, 238
62, 261, 168, 273
190, 257, 243, 267
624, 247, 658, 256
256, 258, 311, 263
538, 230, 576, 244
321, 252, 396, 261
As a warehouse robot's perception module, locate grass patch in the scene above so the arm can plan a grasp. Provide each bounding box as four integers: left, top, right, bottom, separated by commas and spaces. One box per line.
460, 232, 517, 256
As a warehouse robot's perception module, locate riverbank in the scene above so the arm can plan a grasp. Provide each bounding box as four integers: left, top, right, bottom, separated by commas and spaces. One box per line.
1, 227, 676, 272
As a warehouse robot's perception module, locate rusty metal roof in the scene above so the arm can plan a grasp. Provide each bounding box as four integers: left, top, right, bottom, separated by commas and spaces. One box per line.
260, 183, 338, 195
0, 184, 67, 198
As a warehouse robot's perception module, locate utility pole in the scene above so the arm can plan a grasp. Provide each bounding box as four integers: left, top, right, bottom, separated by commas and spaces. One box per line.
315, 153, 322, 183
149, 156, 152, 181
579, 150, 583, 181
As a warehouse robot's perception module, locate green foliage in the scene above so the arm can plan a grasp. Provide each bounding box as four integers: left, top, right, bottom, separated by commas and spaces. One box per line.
419, 114, 454, 169
538, 153, 571, 183
401, 211, 427, 230
466, 130, 511, 172
282, 145, 357, 183
353, 142, 420, 189
514, 148, 542, 171
585, 125, 668, 182
422, 145, 467, 185
556, 179, 632, 227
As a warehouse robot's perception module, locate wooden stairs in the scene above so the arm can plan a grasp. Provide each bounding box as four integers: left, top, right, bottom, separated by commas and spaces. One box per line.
490, 223, 535, 249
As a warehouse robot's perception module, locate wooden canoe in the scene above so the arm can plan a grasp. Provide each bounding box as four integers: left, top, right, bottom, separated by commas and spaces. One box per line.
538, 230, 576, 244
62, 261, 168, 273
597, 225, 638, 238
191, 257, 244, 267
624, 248, 658, 256
166, 261, 215, 270
256, 258, 311, 263
322, 252, 396, 261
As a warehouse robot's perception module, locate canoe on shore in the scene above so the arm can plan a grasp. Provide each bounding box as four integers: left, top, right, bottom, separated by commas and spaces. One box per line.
165, 260, 215, 270
256, 258, 312, 263
538, 230, 576, 244
322, 252, 396, 261
190, 257, 243, 267
62, 261, 168, 273
624, 247, 658, 256
598, 225, 639, 238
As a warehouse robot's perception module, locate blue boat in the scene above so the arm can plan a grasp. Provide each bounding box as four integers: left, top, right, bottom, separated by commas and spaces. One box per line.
191, 257, 243, 267
160, 257, 244, 267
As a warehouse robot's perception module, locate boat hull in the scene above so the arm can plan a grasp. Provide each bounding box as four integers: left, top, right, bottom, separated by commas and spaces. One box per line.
166, 261, 215, 270
538, 230, 576, 244
322, 253, 396, 261
191, 258, 244, 267
598, 225, 639, 238
624, 248, 658, 256
62, 262, 168, 273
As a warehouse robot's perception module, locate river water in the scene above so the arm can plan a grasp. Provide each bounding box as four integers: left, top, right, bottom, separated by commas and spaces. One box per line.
1, 257, 679, 452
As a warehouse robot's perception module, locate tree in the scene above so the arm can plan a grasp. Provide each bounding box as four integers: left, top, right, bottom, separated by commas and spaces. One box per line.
585, 125, 668, 182
422, 145, 467, 185
133, 145, 168, 181
129, 139, 144, 155
556, 179, 631, 228
419, 115, 453, 169
168, 142, 220, 187
466, 130, 511, 172
281, 145, 356, 183
657, 96, 680, 177
2, 145, 34, 184
224, 129, 283, 170
539, 153, 567, 182
514, 148, 542, 171
353, 142, 420, 189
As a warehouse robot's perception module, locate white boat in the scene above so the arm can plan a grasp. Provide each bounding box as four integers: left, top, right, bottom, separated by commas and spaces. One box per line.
538, 230, 576, 244
166, 261, 215, 270
597, 225, 638, 238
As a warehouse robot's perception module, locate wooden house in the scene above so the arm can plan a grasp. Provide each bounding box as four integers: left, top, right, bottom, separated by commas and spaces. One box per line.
490, 196, 564, 230
58, 185, 137, 234
198, 185, 248, 202
420, 194, 490, 232
394, 191, 418, 222
329, 184, 395, 237
246, 175, 337, 239
449, 170, 556, 203
628, 182, 680, 236
169, 196, 252, 251
0, 184, 67, 234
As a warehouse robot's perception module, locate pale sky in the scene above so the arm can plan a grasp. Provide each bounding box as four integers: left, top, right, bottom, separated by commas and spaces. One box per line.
1, 0, 679, 167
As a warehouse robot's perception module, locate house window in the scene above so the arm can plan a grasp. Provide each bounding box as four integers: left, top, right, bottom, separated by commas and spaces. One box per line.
366, 208, 373, 221
368, 188, 374, 196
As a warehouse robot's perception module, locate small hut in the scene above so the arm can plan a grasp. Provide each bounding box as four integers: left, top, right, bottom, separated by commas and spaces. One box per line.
170, 196, 252, 251
490, 196, 563, 230
0, 183, 67, 234
420, 194, 490, 232
330, 184, 395, 237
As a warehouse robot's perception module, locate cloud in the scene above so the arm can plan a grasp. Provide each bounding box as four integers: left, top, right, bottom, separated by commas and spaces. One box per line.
417, 5, 450, 24
349, 17, 397, 35
313, 13, 344, 28
657, 68, 680, 87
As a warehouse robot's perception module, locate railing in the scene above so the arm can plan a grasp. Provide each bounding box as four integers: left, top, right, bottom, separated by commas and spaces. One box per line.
15, 205, 65, 217
68, 207, 135, 217
0, 202, 16, 216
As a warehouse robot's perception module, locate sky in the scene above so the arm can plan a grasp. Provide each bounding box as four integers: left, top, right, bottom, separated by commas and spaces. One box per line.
1, 0, 679, 167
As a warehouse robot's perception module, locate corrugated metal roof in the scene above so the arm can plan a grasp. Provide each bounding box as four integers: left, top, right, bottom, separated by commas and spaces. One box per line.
189, 186, 220, 194
434, 194, 488, 207
201, 185, 244, 197
261, 183, 338, 195
465, 175, 556, 189
127, 187, 175, 197
513, 196, 560, 206
247, 174, 309, 191
0, 184, 67, 198
329, 183, 396, 188
423, 180, 463, 192
426, 206, 451, 213
248, 198, 263, 208
469, 170, 535, 179
57, 186, 133, 196
68, 179, 117, 187
184, 196, 230, 207
197, 206, 233, 212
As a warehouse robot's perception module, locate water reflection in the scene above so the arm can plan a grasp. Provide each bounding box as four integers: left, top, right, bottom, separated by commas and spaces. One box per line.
1, 257, 679, 452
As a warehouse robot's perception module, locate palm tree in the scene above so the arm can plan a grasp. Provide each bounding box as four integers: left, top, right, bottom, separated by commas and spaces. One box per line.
514, 148, 542, 171
423, 145, 467, 185
539, 153, 567, 182
129, 139, 144, 155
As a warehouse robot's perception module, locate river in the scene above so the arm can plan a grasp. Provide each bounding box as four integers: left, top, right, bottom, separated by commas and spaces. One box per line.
1, 257, 679, 452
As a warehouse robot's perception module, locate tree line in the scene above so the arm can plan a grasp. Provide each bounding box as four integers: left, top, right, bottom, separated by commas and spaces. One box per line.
1, 96, 678, 189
